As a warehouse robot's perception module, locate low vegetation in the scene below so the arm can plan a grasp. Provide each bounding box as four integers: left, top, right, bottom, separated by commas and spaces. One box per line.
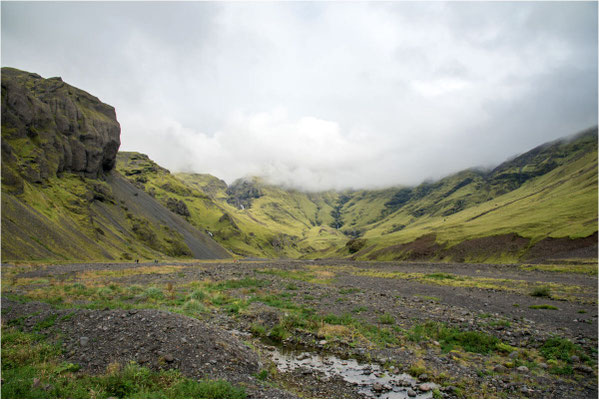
1, 328, 245, 399
2, 259, 598, 398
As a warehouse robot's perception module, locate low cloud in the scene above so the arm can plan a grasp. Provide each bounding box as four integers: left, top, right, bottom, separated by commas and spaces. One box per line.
120, 109, 385, 191
2, 1, 597, 190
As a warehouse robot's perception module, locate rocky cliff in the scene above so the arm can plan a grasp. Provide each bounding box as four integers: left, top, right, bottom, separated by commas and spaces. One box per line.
1, 67, 230, 261
1, 67, 120, 193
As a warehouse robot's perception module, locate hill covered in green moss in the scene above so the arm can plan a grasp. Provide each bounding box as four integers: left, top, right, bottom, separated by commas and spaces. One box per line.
116, 128, 597, 263
2, 67, 596, 263
1, 67, 230, 261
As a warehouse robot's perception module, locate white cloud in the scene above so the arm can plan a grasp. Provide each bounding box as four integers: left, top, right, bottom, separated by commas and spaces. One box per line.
1, 1, 597, 190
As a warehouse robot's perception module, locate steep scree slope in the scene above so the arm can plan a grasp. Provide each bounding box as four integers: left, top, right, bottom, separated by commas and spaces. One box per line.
1, 68, 230, 261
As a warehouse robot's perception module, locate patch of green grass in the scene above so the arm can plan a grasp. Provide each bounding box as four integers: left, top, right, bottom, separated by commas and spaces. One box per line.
408, 360, 427, 377
255, 369, 268, 381
352, 306, 368, 314
257, 267, 333, 284
210, 295, 233, 306
529, 304, 558, 310
520, 263, 598, 275
319, 313, 399, 347
268, 324, 289, 342
540, 337, 581, 363
322, 313, 358, 326
188, 289, 207, 301
225, 303, 241, 314
529, 286, 551, 298
496, 342, 517, 354
578, 310, 587, 314
1, 327, 246, 398
408, 321, 499, 354
249, 294, 300, 310
33, 315, 58, 332
378, 313, 395, 324
144, 286, 164, 300
425, 272, 461, 280
97, 287, 114, 298
59, 312, 76, 322
182, 299, 207, 314
250, 324, 267, 337
487, 319, 511, 328
549, 364, 574, 376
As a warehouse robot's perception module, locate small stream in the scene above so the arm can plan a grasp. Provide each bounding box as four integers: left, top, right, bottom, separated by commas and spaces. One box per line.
227, 328, 437, 398
265, 346, 437, 399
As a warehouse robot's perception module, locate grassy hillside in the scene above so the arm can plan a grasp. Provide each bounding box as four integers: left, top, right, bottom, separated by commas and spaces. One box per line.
115, 127, 597, 263
1, 67, 230, 262
3, 69, 595, 263
1, 171, 231, 262
346, 128, 598, 262
116, 153, 346, 258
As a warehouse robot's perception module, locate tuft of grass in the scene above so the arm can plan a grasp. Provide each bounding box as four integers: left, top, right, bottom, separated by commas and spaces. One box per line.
540, 337, 582, 363
255, 370, 268, 381
188, 289, 207, 301
378, 313, 395, 325
33, 315, 58, 332
144, 286, 164, 300
322, 313, 358, 326
182, 299, 207, 314
529, 286, 551, 298
250, 324, 267, 337
408, 321, 499, 354
268, 324, 289, 342
529, 304, 558, 310
549, 364, 574, 376
425, 272, 460, 280
408, 360, 427, 377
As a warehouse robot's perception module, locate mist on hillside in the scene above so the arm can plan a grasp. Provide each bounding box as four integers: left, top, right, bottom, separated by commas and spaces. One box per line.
2, 1, 597, 191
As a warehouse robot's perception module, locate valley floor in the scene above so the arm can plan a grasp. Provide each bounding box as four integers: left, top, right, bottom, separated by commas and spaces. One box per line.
1, 259, 597, 398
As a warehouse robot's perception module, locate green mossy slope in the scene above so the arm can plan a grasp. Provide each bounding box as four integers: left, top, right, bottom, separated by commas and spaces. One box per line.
1, 68, 230, 262
116, 127, 596, 263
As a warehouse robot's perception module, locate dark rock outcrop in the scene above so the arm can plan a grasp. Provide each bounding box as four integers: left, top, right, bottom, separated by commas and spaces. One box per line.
226, 178, 262, 209
1, 67, 120, 183
166, 197, 190, 217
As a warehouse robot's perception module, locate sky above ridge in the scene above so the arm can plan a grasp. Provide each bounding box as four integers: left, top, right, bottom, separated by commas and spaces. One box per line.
2, 1, 597, 191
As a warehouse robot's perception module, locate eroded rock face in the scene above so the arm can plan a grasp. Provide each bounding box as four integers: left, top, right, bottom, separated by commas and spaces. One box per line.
1, 67, 120, 184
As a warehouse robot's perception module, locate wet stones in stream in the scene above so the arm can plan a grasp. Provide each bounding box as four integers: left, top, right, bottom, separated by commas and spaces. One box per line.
267, 346, 438, 399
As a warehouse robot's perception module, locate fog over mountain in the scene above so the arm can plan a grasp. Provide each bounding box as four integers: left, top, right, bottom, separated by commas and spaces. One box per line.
2, 1, 597, 190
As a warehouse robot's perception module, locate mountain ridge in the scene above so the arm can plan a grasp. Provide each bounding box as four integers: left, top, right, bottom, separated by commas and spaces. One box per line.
2, 67, 597, 263
1, 67, 230, 261
116, 126, 597, 262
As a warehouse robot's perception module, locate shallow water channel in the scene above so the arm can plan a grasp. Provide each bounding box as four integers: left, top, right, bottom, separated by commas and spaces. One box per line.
265, 346, 437, 399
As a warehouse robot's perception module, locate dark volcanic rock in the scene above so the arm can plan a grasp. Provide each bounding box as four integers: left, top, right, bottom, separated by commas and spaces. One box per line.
1, 67, 120, 182
166, 197, 191, 217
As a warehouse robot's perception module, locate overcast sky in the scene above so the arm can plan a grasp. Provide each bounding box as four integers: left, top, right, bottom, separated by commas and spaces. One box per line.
2, 1, 597, 190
